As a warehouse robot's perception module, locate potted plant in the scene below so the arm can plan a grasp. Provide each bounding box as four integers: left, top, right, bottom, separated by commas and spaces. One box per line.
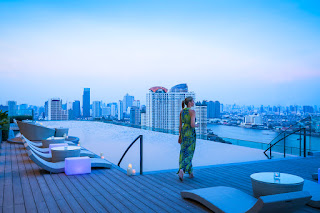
0, 110, 9, 142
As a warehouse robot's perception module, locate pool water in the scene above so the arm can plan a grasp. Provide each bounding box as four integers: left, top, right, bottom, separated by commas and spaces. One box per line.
43, 121, 278, 173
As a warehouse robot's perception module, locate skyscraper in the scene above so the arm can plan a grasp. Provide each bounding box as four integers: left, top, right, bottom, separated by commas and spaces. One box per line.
83, 88, 90, 117
7, 101, 17, 116
146, 86, 169, 130
73, 101, 81, 118
45, 98, 68, 120
146, 83, 195, 133
118, 100, 123, 120
92, 101, 102, 118
123, 94, 134, 114
207, 101, 215, 118
195, 101, 207, 137
130, 106, 141, 125
214, 101, 221, 118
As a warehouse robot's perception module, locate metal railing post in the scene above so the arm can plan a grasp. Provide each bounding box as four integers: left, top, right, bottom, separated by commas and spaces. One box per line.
283, 133, 286, 158
269, 144, 272, 159
304, 128, 306, 157
140, 135, 143, 175
299, 126, 302, 156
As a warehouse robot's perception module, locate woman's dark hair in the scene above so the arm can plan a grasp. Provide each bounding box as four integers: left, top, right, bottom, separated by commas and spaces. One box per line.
182, 96, 194, 109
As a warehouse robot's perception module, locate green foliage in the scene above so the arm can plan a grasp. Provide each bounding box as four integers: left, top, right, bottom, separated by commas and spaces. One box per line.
0, 110, 9, 141
0, 110, 9, 130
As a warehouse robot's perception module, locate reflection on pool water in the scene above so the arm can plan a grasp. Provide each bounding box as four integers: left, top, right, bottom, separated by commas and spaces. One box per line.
43, 121, 275, 173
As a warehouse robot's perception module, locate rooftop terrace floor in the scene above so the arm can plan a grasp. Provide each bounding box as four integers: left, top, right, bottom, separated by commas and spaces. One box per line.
0, 141, 319, 213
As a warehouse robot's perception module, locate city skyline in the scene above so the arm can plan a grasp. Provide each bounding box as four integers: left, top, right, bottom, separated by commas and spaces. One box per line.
1, 0, 320, 106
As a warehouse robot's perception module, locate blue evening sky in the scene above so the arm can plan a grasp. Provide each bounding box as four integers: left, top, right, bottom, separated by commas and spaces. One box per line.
0, 0, 319, 106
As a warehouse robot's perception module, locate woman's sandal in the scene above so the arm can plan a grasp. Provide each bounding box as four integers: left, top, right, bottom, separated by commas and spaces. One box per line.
178, 169, 184, 182
189, 173, 194, 179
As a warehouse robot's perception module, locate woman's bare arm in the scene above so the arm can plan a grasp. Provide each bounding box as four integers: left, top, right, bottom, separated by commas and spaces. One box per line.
179, 111, 182, 134
189, 109, 197, 128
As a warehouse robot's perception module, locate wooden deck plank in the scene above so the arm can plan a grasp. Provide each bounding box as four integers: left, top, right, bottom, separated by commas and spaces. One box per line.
0, 142, 7, 208
14, 204, 25, 213
20, 146, 49, 213
51, 174, 85, 213
15, 144, 37, 213
28, 162, 61, 213
1, 142, 320, 213
3, 143, 14, 213
95, 170, 158, 213
111, 169, 194, 213
80, 173, 125, 213
12, 145, 24, 206
42, 174, 73, 213
84, 172, 133, 213
68, 175, 108, 213
106, 169, 176, 213
90, 171, 145, 213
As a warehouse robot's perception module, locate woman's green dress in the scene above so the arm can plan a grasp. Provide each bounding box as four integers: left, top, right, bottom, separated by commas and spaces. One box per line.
178, 107, 196, 174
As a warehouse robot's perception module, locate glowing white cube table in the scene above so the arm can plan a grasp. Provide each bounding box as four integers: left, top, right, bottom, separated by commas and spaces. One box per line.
65, 156, 91, 175
49, 143, 68, 154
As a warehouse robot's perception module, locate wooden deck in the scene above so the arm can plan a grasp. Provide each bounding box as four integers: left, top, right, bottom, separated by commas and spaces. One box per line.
0, 141, 319, 213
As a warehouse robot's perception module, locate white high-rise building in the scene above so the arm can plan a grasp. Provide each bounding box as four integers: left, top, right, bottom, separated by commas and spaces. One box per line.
146, 86, 169, 130
168, 84, 195, 133
195, 103, 207, 137
146, 84, 196, 133
141, 112, 146, 127
118, 100, 123, 120
92, 101, 102, 118
110, 104, 117, 117
45, 98, 68, 120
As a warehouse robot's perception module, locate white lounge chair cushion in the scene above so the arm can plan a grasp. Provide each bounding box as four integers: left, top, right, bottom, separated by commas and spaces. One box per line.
181, 186, 257, 213
304, 180, 320, 208
181, 186, 311, 213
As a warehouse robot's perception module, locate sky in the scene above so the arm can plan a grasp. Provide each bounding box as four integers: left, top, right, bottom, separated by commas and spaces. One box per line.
0, 0, 320, 106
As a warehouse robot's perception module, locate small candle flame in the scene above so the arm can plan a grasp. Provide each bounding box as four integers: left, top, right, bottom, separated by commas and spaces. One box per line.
128, 164, 132, 168
132, 169, 136, 175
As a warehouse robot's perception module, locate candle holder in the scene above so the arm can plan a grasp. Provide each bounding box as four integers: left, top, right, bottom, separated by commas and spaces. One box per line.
127, 164, 133, 176
274, 172, 280, 180
100, 152, 104, 159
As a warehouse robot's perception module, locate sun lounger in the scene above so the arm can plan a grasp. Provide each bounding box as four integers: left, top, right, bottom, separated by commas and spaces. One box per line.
181, 186, 311, 213
23, 138, 97, 161
27, 149, 112, 173
303, 180, 320, 208
16, 120, 55, 141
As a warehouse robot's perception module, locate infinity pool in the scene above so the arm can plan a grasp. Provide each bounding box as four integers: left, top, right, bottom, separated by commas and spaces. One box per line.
43, 121, 273, 173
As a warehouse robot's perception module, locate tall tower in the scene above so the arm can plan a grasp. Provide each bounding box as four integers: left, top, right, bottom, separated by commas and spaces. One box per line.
45, 98, 68, 120
123, 94, 134, 114
168, 84, 195, 133
146, 84, 195, 133
73, 100, 81, 118
83, 88, 90, 117
195, 102, 207, 138
146, 86, 169, 130
92, 101, 102, 118
7, 101, 17, 116
118, 100, 123, 120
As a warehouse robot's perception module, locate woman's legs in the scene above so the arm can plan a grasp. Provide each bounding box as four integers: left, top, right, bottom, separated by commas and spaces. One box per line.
178, 141, 196, 174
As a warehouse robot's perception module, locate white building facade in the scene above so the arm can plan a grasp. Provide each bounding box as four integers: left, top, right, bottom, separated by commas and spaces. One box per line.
146, 84, 196, 134
92, 101, 102, 118
46, 98, 68, 120
195, 103, 207, 137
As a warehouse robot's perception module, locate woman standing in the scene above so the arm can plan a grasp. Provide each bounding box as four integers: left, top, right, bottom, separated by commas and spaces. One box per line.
178, 96, 198, 181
